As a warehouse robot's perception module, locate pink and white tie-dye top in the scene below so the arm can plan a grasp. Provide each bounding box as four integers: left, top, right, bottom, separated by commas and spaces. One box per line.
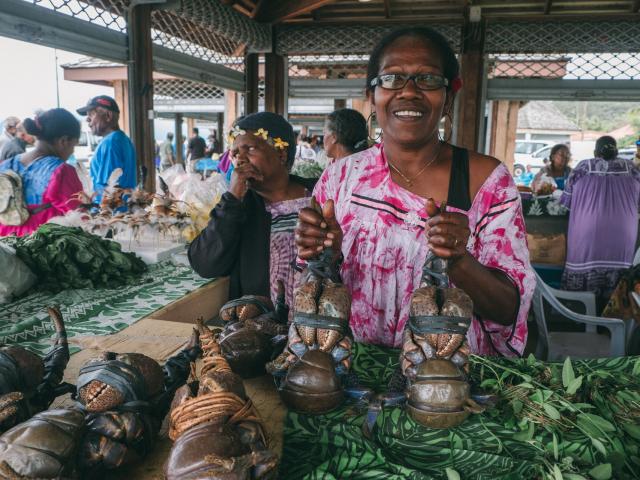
313, 144, 535, 357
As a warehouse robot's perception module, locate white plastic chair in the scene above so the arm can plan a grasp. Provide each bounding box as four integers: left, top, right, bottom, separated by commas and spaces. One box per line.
532, 272, 626, 360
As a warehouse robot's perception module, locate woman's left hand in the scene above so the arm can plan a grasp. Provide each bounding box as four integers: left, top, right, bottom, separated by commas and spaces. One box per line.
424, 198, 470, 260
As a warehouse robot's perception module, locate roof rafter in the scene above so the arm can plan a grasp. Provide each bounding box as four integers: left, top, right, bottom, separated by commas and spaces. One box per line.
258, 0, 338, 23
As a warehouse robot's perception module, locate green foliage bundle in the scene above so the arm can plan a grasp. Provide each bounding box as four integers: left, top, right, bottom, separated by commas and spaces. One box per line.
471, 354, 640, 480
3, 224, 147, 292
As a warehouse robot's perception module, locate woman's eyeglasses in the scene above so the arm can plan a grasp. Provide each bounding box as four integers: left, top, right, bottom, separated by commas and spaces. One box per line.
370, 73, 449, 91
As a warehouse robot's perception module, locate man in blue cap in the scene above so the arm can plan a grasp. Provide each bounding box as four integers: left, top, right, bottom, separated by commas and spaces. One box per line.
77, 95, 136, 200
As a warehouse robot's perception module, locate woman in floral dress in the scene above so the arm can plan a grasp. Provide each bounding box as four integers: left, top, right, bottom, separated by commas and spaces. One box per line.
296, 27, 535, 357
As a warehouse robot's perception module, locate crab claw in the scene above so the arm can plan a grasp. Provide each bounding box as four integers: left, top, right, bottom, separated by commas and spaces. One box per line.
0, 392, 23, 426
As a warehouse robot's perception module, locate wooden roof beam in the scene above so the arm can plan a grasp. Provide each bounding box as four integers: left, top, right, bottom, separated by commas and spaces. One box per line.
633, 0, 640, 12
544, 0, 552, 13
259, 0, 338, 23
383, 0, 392, 18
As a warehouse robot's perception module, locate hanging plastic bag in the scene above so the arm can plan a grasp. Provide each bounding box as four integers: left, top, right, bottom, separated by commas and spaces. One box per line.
0, 243, 36, 303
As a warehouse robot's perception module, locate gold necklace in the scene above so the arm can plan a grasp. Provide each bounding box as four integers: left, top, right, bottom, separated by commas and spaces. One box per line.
387, 142, 443, 187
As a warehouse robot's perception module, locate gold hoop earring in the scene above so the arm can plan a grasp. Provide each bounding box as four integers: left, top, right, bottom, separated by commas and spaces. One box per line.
366, 111, 382, 142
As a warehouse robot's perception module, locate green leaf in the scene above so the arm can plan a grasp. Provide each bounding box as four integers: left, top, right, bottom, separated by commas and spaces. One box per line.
552, 464, 563, 480
527, 353, 537, 366
563, 474, 587, 480
632, 358, 640, 377
513, 421, 535, 441
445, 467, 461, 480
578, 413, 616, 433
518, 382, 535, 389
622, 423, 640, 440
512, 399, 523, 415
566, 376, 583, 395
552, 432, 559, 461
588, 463, 612, 480
544, 403, 561, 420
591, 438, 607, 456
562, 357, 575, 388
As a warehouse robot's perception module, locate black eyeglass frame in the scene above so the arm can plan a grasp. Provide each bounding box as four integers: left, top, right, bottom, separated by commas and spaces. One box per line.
369, 73, 449, 91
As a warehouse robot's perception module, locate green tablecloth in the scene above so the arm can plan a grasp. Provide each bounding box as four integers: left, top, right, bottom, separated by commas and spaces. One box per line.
282, 343, 640, 480
0, 261, 209, 356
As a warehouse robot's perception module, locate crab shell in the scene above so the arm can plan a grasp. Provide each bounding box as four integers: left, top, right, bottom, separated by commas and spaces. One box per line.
407, 359, 472, 429
218, 328, 273, 379
0, 408, 85, 479
164, 422, 252, 480
78, 353, 165, 412
280, 350, 343, 415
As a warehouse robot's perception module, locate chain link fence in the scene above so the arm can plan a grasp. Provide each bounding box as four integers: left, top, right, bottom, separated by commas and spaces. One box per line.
27, 0, 128, 31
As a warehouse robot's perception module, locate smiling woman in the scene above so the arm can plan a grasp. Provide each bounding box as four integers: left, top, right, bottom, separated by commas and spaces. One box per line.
295, 27, 536, 357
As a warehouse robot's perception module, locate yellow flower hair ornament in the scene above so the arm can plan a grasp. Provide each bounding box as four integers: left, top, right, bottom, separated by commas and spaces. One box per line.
273, 137, 289, 150
228, 125, 247, 144
254, 128, 269, 140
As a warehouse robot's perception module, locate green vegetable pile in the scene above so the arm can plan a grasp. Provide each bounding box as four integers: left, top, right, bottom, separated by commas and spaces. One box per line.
470, 354, 640, 480
292, 160, 325, 179
3, 224, 147, 292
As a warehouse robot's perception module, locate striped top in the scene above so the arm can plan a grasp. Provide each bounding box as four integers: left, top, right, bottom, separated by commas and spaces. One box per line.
265, 195, 311, 309
312, 144, 535, 357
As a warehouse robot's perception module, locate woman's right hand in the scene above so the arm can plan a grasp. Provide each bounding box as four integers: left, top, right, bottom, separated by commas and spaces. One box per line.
296, 199, 343, 260
229, 162, 264, 200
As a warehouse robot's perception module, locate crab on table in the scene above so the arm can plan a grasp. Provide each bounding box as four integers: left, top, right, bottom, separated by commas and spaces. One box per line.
0, 306, 72, 433
217, 281, 289, 378
164, 319, 278, 479
75, 329, 201, 474
266, 248, 355, 415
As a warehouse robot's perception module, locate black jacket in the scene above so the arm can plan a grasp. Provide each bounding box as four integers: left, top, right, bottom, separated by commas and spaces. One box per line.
188, 175, 317, 300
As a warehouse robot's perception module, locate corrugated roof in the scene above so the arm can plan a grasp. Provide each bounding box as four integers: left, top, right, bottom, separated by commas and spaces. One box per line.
518, 101, 580, 131
61, 57, 124, 69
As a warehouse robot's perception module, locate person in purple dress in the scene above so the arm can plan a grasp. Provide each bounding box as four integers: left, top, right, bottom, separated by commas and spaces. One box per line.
561, 136, 640, 303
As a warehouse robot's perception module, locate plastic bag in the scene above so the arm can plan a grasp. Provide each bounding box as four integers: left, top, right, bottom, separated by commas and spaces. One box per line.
533, 173, 556, 196
0, 243, 36, 303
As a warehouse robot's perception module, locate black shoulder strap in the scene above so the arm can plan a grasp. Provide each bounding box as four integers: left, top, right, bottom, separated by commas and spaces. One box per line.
447, 146, 472, 211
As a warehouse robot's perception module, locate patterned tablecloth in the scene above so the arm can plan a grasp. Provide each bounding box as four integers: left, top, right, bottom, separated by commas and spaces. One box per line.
281, 343, 640, 480
0, 261, 210, 356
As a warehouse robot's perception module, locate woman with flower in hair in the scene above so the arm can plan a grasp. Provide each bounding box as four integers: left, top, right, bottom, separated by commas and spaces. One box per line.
295, 27, 535, 357
189, 112, 316, 306
0, 108, 83, 237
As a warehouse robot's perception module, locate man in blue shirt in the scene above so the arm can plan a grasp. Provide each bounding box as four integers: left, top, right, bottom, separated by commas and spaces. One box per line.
76, 96, 136, 200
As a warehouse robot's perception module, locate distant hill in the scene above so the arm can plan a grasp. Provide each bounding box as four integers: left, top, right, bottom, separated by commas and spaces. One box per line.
553, 101, 640, 133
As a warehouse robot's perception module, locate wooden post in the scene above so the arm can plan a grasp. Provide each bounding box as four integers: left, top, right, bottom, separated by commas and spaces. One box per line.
216, 112, 224, 153
352, 98, 374, 138
489, 100, 521, 172
265, 52, 287, 116
245, 53, 259, 115
174, 113, 183, 165
113, 80, 130, 136
127, 3, 155, 191
224, 90, 239, 142
454, 19, 486, 151
334, 99, 346, 110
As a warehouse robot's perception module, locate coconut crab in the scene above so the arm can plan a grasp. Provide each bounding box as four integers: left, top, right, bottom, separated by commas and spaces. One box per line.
0, 306, 72, 433
164, 319, 278, 479
397, 201, 488, 429
0, 408, 85, 479
266, 246, 355, 415
217, 281, 289, 378
75, 329, 201, 474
